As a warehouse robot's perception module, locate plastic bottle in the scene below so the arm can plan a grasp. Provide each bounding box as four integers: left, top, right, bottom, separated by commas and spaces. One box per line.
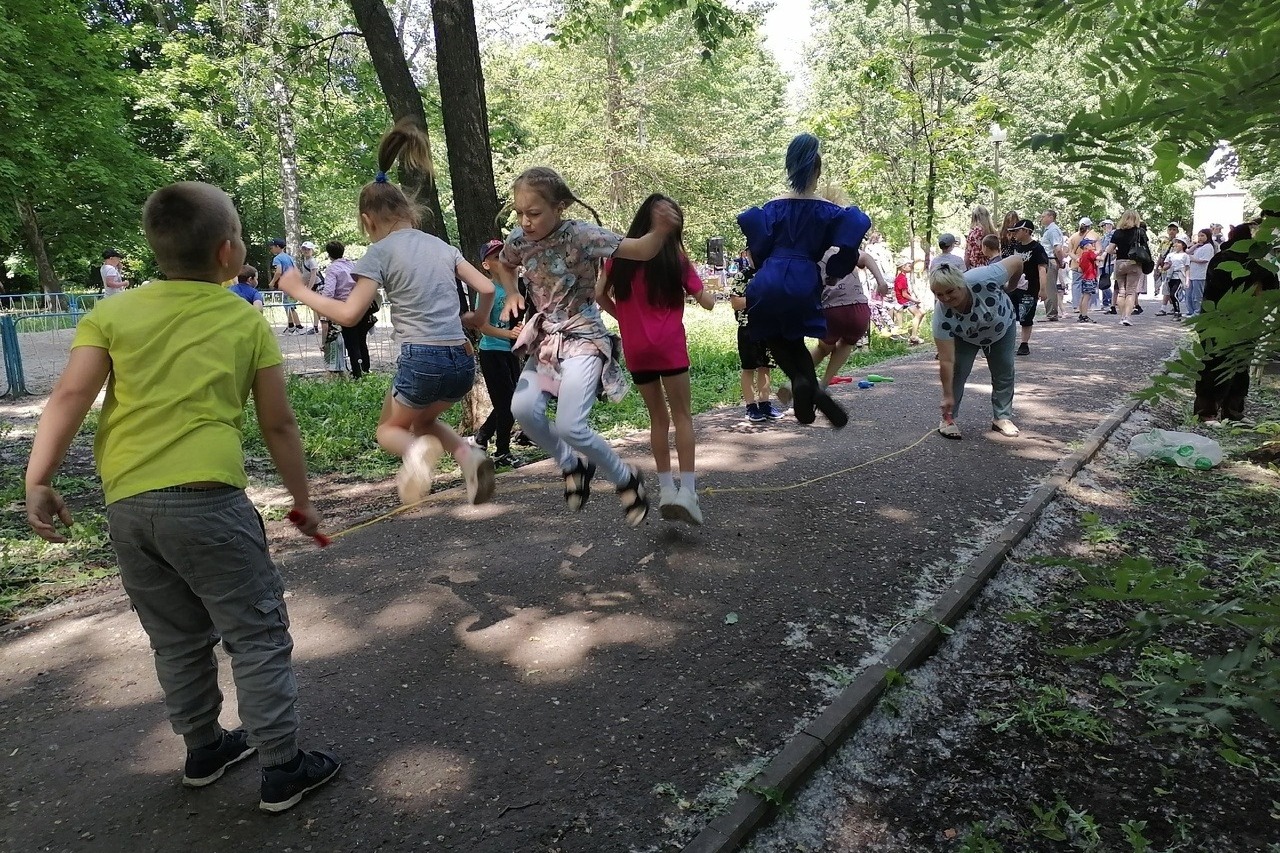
1128, 429, 1223, 470
857, 379, 874, 389
865, 374, 894, 383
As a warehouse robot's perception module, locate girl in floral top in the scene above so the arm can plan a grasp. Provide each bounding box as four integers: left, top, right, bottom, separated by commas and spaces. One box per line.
494, 167, 679, 527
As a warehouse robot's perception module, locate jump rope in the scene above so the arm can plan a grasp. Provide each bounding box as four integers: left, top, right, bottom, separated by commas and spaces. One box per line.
287, 413, 934, 548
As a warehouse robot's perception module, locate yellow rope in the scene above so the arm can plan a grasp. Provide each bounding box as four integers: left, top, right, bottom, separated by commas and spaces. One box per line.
324, 428, 936, 542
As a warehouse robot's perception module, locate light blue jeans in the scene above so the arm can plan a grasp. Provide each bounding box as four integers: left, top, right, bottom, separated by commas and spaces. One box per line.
952, 324, 1017, 421
511, 355, 631, 486
1183, 278, 1206, 317
1071, 270, 1098, 311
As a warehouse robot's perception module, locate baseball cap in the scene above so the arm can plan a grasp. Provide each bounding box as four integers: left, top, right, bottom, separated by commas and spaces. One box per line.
300, 240, 316, 250
938, 233, 957, 249
102, 248, 122, 260
1080, 237, 1095, 246
269, 238, 286, 248
1079, 217, 1092, 226
1167, 221, 1180, 229
1100, 218, 1114, 225
479, 238, 504, 261
1009, 218, 1036, 232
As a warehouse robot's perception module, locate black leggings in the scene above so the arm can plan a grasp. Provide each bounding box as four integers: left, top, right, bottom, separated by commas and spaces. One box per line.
477, 349, 521, 454
340, 324, 371, 379
766, 336, 846, 426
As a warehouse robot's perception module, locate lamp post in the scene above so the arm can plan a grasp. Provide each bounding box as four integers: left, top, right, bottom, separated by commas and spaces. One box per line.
989, 122, 1007, 215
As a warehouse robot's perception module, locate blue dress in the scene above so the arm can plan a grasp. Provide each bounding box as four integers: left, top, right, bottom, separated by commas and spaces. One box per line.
738, 198, 872, 341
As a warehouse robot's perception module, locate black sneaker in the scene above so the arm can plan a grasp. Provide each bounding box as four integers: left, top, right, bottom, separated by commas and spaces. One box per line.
492, 451, 521, 469
1133, 304, 1144, 314
745, 402, 767, 423
260, 750, 342, 814
512, 430, 535, 448
183, 729, 255, 788
1107, 306, 1117, 315
1016, 342, 1030, 356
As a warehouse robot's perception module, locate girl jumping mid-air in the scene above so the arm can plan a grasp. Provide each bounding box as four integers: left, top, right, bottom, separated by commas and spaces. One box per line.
494, 167, 680, 527
737, 133, 871, 427
279, 118, 497, 507
597, 194, 715, 526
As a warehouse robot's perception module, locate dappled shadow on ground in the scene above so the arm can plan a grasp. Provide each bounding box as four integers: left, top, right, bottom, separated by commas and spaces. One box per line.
0, 319, 1187, 852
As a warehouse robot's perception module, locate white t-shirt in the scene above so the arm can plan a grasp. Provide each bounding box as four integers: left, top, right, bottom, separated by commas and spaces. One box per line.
1188, 243, 1215, 279
101, 263, 124, 295
928, 251, 965, 272
932, 264, 1016, 347
1164, 250, 1190, 281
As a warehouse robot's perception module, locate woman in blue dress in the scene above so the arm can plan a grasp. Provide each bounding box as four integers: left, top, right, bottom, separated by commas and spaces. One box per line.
738, 133, 871, 428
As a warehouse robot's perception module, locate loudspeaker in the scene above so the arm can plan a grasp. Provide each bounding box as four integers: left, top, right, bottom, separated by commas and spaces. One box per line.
707, 236, 725, 269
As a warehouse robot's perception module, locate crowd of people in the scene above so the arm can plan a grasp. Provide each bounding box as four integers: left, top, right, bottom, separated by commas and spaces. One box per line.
25, 124, 1278, 816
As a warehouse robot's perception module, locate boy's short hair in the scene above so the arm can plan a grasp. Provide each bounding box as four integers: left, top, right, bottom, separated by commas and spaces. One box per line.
981, 234, 1002, 252
143, 182, 240, 275
237, 264, 258, 283
325, 240, 345, 259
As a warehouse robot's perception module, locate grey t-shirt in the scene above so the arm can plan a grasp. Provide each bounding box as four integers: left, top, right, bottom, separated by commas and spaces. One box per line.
354, 229, 466, 345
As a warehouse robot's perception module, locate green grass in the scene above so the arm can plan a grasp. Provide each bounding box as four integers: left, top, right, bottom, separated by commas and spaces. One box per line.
14, 314, 79, 333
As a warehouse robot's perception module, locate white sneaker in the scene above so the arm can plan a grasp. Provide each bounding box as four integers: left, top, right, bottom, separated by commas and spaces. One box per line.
991, 418, 1020, 437
395, 436, 442, 504
658, 485, 682, 521
666, 486, 704, 526
458, 444, 496, 505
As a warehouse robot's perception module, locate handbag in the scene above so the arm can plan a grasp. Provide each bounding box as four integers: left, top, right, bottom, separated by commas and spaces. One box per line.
1128, 231, 1154, 274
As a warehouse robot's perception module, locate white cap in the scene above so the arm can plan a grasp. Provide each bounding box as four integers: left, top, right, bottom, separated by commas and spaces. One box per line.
300, 240, 316, 250
1079, 217, 1092, 226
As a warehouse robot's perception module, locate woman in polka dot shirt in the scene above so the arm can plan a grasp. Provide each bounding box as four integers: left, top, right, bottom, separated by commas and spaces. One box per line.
929, 255, 1026, 440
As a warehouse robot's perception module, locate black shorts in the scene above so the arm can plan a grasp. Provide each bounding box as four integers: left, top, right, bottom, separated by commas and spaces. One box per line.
737, 325, 772, 370
1012, 291, 1038, 327
631, 366, 688, 386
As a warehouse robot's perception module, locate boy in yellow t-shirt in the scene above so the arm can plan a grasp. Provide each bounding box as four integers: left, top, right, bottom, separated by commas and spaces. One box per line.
24, 181, 341, 813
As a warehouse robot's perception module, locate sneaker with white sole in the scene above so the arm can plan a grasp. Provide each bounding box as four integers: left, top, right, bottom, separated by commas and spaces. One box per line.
259, 749, 341, 814
991, 418, 1020, 437
182, 729, 255, 788
395, 436, 442, 505
665, 486, 703, 526
458, 444, 496, 505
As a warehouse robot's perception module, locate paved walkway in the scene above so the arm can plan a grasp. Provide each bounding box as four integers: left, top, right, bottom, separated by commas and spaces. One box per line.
0, 315, 1186, 852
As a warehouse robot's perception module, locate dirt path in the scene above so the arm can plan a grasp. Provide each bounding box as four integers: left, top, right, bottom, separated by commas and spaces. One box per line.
0, 316, 1187, 852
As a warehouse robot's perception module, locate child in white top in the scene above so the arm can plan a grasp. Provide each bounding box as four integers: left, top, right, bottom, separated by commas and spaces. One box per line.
1158, 238, 1190, 316
1184, 228, 1216, 317
279, 119, 497, 507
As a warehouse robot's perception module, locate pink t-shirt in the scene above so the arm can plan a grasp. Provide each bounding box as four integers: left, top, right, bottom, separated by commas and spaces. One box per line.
606, 257, 703, 373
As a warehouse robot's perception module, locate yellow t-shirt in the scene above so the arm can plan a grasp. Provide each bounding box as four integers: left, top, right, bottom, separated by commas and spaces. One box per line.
72, 280, 284, 504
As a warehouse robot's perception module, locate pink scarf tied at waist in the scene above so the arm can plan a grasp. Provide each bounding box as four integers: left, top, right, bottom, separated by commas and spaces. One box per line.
513, 309, 629, 403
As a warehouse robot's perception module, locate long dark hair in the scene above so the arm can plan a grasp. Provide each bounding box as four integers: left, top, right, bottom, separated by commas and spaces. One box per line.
604, 193, 687, 309
358, 118, 432, 231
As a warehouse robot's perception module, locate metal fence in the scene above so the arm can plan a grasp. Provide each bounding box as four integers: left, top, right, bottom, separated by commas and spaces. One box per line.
0, 289, 395, 396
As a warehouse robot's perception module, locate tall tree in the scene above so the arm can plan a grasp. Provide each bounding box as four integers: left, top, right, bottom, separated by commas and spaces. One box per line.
431, 0, 502, 257
348, 0, 448, 239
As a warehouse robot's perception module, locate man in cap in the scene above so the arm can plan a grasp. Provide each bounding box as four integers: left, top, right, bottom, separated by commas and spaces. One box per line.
928, 233, 965, 272
1008, 219, 1051, 355
100, 249, 130, 298
268, 238, 305, 334
1039, 209, 1066, 320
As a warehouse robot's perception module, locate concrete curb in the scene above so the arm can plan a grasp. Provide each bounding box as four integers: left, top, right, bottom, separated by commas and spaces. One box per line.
680, 391, 1149, 853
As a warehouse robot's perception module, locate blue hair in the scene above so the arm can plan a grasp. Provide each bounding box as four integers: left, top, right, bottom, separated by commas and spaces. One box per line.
786, 133, 821, 193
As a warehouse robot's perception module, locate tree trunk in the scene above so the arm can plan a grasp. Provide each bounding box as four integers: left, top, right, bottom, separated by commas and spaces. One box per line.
15, 197, 64, 308
348, 0, 448, 241
430, 0, 501, 259
603, 20, 628, 225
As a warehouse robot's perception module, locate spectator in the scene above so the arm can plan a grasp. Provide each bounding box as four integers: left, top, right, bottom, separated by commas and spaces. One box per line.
965, 205, 997, 270
1210, 223, 1226, 251
1097, 218, 1116, 313
298, 241, 322, 334
1006, 218, 1051, 356
1066, 217, 1097, 312
268, 239, 305, 334
893, 259, 925, 345
999, 210, 1022, 256
929, 233, 965, 272
1103, 209, 1148, 326
980, 234, 1003, 264
229, 265, 264, 311
1039, 209, 1066, 320
100, 249, 130, 298
321, 241, 370, 379
1157, 238, 1189, 317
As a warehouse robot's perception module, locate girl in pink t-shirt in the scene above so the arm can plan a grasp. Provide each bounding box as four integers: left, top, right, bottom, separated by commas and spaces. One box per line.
598, 194, 714, 525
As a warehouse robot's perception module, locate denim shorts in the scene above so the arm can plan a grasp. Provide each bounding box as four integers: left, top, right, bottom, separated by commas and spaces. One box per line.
393, 344, 475, 408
